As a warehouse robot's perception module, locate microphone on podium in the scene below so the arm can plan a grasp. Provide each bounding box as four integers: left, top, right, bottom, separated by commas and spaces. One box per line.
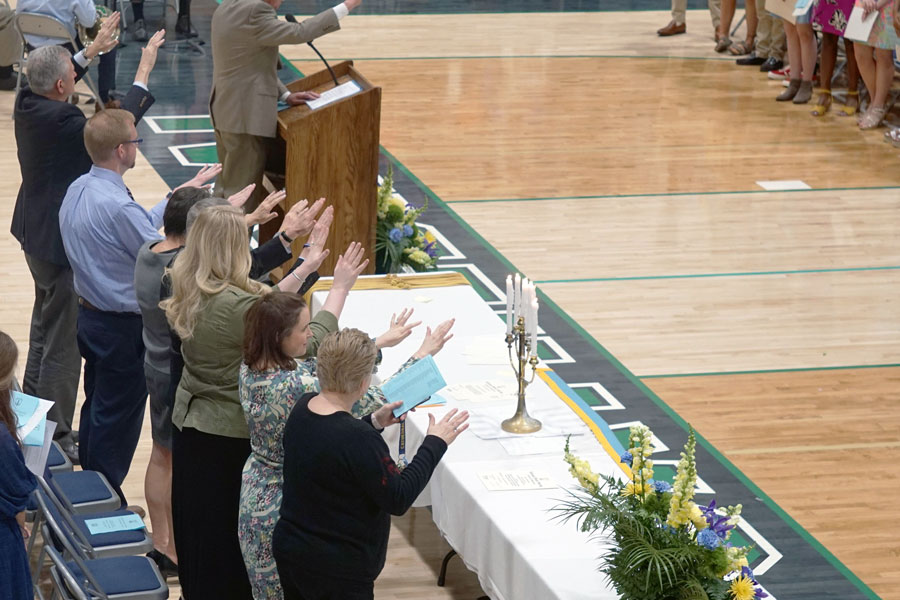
284, 14, 340, 87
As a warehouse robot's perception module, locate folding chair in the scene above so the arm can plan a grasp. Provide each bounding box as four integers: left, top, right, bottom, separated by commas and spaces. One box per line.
45, 544, 168, 600
49, 440, 74, 474
33, 479, 164, 600
13, 12, 103, 106
51, 470, 121, 515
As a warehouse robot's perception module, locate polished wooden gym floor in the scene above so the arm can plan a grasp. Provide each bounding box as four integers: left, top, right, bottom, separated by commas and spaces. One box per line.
2, 5, 898, 599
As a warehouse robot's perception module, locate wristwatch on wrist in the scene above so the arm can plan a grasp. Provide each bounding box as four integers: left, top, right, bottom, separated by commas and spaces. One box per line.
280, 231, 294, 244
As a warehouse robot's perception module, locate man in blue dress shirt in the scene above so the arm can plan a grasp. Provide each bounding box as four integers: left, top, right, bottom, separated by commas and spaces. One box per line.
59, 107, 221, 504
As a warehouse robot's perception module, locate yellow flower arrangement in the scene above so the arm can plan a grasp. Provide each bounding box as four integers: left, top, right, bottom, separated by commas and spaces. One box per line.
729, 575, 756, 600
666, 428, 698, 528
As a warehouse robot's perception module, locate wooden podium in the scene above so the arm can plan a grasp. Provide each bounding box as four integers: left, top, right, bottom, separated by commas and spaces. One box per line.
263, 61, 380, 277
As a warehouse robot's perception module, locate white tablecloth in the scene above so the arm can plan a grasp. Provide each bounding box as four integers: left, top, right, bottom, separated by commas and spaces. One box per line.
312, 275, 621, 599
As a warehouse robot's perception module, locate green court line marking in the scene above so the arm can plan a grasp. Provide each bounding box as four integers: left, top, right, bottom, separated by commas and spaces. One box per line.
269, 48, 880, 600
537, 265, 900, 284
375, 150, 881, 600
444, 185, 900, 204
287, 54, 736, 62
641, 363, 900, 378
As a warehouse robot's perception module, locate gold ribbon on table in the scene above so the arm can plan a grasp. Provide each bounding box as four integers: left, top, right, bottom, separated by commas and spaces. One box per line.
303, 271, 470, 303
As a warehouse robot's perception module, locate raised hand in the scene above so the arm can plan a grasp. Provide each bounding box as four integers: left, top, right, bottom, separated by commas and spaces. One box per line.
245, 189, 286, 227
375, 308, 422, 349
173, 164, 222, 192
85, 11, 121, 59
227, 183, 256, 208
426, 408, 470, 445
412, 319, 455, 359
280, 196, 325, 240
332, 241, 369, 292
134, 29, 165, 86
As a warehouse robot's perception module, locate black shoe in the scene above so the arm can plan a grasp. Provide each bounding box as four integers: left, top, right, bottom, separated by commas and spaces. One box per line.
760, 57, 784, 72
147, 550, 179, 579
56, 436, 80, 465
175, 15, 198, 38
0, 75, 16, 91
133, 18, 148, 42
736, 52, 766, 66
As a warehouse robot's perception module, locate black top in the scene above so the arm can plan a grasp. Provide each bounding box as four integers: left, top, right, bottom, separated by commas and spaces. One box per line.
274, 394, 447, 583
12, 59, 155, 267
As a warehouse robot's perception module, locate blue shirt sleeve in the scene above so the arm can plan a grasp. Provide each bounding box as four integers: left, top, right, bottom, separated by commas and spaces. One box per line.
115, 202, 164, 260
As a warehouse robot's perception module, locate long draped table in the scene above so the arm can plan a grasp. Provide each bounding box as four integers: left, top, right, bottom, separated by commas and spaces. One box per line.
312, 274, 623, 599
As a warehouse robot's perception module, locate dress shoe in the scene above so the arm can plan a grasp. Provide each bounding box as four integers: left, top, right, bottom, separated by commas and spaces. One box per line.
133, 19, 148, 42
147, 550, 179, 579
736, 52, 766, 66
57, 436, 79, 465
176, 15, 198, 38
657, 20, 686, 36
760, 57, 783, 72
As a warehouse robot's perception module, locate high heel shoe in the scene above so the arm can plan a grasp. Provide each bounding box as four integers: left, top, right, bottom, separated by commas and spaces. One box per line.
810, 90, 832, 116
859, 106, 886, 129
836, 90, 859, 117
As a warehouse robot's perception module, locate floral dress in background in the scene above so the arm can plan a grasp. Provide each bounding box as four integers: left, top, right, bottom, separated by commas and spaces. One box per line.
236, 356, 417, 600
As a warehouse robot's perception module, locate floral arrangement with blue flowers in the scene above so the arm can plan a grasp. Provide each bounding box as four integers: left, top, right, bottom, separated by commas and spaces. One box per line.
557, 426, 767, 600
375, 166, 440, 273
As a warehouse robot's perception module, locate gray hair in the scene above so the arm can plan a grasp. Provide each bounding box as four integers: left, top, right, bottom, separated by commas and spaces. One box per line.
185, 196, 230, 233
26, 46, 71, 96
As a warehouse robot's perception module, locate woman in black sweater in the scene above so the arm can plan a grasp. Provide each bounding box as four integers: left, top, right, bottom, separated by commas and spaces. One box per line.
273, 328, 468, 600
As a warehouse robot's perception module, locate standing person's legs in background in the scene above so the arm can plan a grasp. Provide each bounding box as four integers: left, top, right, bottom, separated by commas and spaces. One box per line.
729, 0, 759, 55
22, 255, 80, 460
658, 0, 687, 36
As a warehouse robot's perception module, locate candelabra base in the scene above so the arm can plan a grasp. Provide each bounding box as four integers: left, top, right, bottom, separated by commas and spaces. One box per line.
501, 412, 542, 434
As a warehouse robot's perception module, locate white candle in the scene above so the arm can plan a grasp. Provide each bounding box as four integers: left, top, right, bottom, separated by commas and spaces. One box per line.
530, 298, 539, 357
505, 275, 513, 335
513, 273, 521, 321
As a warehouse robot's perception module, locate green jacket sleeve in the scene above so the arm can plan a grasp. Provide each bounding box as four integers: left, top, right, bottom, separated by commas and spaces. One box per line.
303, 308, 339, 359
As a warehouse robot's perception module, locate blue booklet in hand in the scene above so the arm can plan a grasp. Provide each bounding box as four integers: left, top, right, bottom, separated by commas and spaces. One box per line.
383, 356, 447, 418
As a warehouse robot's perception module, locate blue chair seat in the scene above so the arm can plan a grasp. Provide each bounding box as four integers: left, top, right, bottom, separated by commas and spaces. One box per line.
51, 470, 120, 514
48, 442, 66, 467
67, 555, 164, 596
74, 509, 149, 547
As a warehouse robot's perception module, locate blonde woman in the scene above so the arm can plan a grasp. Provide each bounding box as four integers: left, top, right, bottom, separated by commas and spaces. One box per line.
163, 204, 367, 600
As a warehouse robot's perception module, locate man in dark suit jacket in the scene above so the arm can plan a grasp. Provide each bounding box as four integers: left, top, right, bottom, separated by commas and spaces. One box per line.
10, 22, 162, 462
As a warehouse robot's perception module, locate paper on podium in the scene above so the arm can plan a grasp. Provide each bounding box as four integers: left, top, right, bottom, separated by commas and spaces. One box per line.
306, 80, 363, 110
844, 3, 877, 42
383, 356, 447, 417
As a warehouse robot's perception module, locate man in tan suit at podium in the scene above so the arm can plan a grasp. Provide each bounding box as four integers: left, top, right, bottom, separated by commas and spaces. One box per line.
210, 0, 361, 206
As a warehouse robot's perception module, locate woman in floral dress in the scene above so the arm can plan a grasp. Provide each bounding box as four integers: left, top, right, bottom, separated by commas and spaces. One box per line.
237, 291, 453, 599
853, 0, 900, 128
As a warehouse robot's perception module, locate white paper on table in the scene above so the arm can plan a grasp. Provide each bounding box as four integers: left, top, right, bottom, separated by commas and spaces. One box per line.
17, 398, 54, 441
478, 469, 557, 491
467, 405, 587, 439
442, 380, 517, 403
463, 336, 510, 365
305, 80, 363, 110
844, 4, 877, 43
498, 435, 570, 456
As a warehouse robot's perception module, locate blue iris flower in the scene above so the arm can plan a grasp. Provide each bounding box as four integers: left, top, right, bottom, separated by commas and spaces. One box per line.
653, 480, 673, 493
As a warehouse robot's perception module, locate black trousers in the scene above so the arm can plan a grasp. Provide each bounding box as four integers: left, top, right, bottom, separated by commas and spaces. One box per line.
75, 307, 146, 503
274, 561, 374, 600
172, 426, 252, 600
22, 254, 80, 439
